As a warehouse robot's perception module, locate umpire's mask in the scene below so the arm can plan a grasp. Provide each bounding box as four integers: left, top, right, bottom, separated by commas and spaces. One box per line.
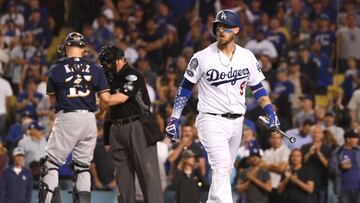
98, 45, 125, 78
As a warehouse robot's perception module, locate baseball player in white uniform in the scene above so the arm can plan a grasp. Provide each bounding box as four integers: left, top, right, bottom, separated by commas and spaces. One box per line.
165, 10, 280, 203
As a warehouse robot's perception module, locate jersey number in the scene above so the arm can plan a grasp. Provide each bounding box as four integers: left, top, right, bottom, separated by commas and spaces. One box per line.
66, 77, 91, 98
67, 87, 90, 98
240, 81, 246, 96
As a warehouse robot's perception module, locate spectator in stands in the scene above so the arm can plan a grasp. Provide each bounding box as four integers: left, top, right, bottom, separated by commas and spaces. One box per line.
93, 14, 114, 48
19, 50, 47, 93
6, 110, 32, 157
173, 149, 207, 203
278, 149, 314, 203
288, 59, 315, 116
183, 17, 205, 52
301, 125, 332, 203
137, 18, 164, 68
284, 0, 305, 35
0, 34, 10, 80
167, 123, 206, 180
237, 144, 272, 203
17, 120, 46, 168
0, 147, 33, 203
258, 54, 277, 88
82, 24, 100, 62
245, 28, 278, 60
299, 16, 312, 47
90, 124, 116, 190
162, 27, 181, 63
248, 0, 263, 25
266, 17, 287, 54
298, 45, 319, 83
310, 40, 333, 95
236, 127, 262, 168
285, 119, 313, 150
7, 32, 36, 95
338, 13, 360, 64
271, 67, 294, 125
156, 2, 176, 32
322, 129, 339, 150
25, 8, 52, 48
0, 140, 9, 178
0, 68, 13, 139
282, 31, 301, 61
311, 14, 336, 59
261, 132, 291, 203
343, 58, 360, 102
118, 39, 139, 65
309, 1, 325, 22
314, 105, 326, 126
0, 1, 25, 30
258, 13, 270, 34
15, 78, 43, 120
93, 0, 117, 32
2, 18, 21, 40
347, 88, 360, 127
293, 95, 316, 127
330, 129, 360, 203
323, 111, 345, 146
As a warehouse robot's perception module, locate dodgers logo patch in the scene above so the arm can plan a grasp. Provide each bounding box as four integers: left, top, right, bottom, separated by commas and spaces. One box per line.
189, 58, 198, 70
256, 62, 262, 73
186, 68, 194, 77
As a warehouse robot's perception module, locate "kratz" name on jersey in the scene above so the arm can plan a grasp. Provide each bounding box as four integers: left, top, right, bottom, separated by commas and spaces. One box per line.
206, 67, 249, 86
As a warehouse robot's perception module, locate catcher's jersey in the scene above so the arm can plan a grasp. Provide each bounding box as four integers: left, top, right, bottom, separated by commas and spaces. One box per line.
184, 42, 264, 114
46, 57, 109, 112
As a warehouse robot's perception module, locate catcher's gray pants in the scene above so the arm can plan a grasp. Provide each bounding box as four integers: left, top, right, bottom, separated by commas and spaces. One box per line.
42, 110, 97, 202
110, 119, 164, 203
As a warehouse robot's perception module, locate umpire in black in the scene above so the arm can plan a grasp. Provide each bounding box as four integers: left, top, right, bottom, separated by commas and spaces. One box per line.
98, 45, 164, 203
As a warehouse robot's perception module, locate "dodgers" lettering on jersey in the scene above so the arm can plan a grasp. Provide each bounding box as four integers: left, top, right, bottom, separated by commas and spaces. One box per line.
206, 67, 250, 86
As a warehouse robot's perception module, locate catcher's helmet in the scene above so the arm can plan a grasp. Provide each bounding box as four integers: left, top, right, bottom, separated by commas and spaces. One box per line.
64, 32, 86, 47
212, 10, 240, 35
98, 45, 124, 65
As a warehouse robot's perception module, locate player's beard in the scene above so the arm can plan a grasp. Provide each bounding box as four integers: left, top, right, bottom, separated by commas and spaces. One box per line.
217, 33, 234, 48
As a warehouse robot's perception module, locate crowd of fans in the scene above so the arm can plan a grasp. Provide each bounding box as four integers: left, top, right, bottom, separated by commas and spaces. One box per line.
0, 0, 359, 203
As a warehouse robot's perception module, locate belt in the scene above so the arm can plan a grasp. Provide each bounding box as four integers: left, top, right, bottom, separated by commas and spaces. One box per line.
112, 116, 140, 126
62, 109, 92, 113
206, 112, 243, 119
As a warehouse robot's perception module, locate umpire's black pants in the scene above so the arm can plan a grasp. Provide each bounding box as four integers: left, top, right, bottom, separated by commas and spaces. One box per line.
110, 119, 164, 203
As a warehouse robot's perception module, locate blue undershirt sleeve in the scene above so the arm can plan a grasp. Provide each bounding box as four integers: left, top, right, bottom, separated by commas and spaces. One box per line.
171, 78, 195, 119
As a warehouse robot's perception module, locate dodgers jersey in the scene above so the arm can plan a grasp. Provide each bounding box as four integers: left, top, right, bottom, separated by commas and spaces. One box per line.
46, 57, 109, 112
184, 42, 265, 114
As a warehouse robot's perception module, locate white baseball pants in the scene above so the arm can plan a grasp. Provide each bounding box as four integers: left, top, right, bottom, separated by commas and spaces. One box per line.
195, 112, 244, 203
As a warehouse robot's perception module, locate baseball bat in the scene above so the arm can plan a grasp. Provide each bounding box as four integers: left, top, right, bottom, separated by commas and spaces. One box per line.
256, 116, 296, 143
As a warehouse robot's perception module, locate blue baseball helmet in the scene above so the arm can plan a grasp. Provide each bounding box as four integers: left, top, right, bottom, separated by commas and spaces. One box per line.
213, 9, 241, 35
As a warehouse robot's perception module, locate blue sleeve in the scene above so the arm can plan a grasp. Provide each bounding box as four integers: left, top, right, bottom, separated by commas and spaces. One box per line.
171, 78, 195, 119
250, 82, 275, 116
46, 66, 57, 95
94, 66, 109, 94
250, 82, 269, 100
